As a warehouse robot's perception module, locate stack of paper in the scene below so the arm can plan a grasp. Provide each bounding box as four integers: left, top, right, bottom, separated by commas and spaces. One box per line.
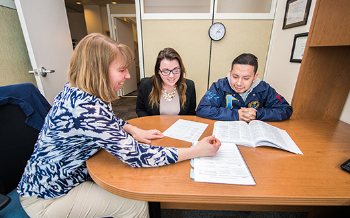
191, 142, 256, 185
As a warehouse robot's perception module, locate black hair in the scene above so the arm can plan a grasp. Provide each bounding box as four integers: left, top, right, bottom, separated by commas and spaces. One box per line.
231, 53, 258, 74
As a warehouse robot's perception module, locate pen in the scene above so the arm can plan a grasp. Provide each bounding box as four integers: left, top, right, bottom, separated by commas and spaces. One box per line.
212, 135, 216, 144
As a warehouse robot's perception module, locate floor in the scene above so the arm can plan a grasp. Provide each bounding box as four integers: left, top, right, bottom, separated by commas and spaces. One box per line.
161, 210, 307, 218
111, 95, 138, 121
111, 90, 308, 218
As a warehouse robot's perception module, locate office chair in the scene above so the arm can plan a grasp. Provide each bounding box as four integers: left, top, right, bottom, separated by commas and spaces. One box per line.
0, 83, 51, 217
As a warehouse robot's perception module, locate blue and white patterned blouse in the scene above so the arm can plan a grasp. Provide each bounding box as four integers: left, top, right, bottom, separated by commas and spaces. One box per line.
17, 84, 178, 199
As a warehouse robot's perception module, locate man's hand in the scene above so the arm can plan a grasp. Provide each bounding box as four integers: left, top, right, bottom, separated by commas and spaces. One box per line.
238, 107, 257, 123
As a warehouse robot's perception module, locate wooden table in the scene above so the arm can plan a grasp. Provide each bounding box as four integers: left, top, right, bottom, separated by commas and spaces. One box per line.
86, 116, 350, 214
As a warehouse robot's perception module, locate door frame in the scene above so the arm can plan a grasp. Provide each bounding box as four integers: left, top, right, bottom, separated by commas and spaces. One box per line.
109, 14, 137, 97
107, 3, 144, 97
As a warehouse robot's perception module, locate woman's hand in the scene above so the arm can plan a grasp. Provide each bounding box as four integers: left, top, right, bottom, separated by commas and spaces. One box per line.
133, 129, 164, 144
123, 124, 164, 144
177, 136, 221, 162
193, 136, 221, 157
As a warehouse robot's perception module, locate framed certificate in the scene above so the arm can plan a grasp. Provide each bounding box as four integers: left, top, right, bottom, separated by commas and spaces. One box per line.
290, 32, 308, 63
283, 0, 312, 29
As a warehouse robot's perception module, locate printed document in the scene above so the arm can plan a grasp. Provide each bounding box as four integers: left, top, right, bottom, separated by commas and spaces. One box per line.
163, 119, 208, 142
193, 142, 255, 185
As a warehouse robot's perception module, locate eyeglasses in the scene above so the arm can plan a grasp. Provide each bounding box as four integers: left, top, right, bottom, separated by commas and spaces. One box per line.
159, 68, 181, 76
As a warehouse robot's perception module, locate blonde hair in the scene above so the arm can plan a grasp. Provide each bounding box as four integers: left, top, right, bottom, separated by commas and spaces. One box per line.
149, 48, 187, 109
68, 33, 133, 102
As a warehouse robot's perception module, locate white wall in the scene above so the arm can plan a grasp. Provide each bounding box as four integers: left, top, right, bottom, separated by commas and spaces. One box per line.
340, 92, 350, 123
264, 0, 350, 124
265, 0, 316, 103
83, 5, 103, 34
66, 12, 87, 42
82, 5, 110, 36
0, 0, 15, 9
100, 5, 109, 35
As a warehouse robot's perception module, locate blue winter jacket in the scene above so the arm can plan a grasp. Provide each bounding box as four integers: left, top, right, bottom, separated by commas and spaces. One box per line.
196, 78, 292, 121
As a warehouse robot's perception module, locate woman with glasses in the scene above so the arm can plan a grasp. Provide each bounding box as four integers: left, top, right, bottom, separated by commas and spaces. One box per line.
136, 47, 196, 117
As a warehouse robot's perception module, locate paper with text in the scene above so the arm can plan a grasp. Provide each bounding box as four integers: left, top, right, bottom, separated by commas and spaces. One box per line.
163, 119, 208, 142
193, 143, 256, 185
214, 121, 253, 145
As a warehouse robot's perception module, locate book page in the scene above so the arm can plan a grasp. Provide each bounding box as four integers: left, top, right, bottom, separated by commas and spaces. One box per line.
249, 120, 287, 147
163, 119, 208, 142
213, 121, 254, 146
249, 120, 303, 154
193, 142, 256, 185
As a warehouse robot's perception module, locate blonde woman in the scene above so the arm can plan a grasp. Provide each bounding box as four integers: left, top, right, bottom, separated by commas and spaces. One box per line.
17, 34, 220, 218
136, 48, 196, 117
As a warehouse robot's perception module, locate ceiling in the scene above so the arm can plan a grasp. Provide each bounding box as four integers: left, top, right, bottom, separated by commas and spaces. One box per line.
65, 0, 135, 13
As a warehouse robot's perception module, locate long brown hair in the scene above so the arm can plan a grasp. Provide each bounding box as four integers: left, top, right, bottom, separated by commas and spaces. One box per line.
68, 33, 133, 102
149, 48, 187, 109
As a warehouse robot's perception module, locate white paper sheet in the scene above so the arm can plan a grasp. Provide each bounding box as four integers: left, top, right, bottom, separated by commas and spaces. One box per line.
193, 143, 256, 185
163, 119, 208, 142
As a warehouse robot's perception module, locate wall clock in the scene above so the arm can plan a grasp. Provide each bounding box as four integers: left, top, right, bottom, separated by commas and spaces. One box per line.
209, 22, 226, 41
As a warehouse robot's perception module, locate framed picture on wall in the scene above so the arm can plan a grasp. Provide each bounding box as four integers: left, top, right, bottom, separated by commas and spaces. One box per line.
283, 0, 312, 29
290, 32, 308, 63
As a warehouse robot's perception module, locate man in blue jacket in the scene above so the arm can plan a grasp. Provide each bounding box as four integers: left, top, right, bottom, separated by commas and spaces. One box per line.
196, 53, 292, 122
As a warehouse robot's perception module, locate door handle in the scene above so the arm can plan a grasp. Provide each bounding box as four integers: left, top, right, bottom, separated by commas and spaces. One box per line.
28, 67, 55, 77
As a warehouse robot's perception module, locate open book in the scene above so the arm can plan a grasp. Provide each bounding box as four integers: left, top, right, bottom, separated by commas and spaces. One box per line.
213, 120, 303, 154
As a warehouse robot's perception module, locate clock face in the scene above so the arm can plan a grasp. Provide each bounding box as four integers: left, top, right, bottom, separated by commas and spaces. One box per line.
209, 22, 226, 41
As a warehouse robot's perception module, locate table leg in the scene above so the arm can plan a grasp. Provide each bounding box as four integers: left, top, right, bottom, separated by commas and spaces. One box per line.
149, 202, 161, 218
